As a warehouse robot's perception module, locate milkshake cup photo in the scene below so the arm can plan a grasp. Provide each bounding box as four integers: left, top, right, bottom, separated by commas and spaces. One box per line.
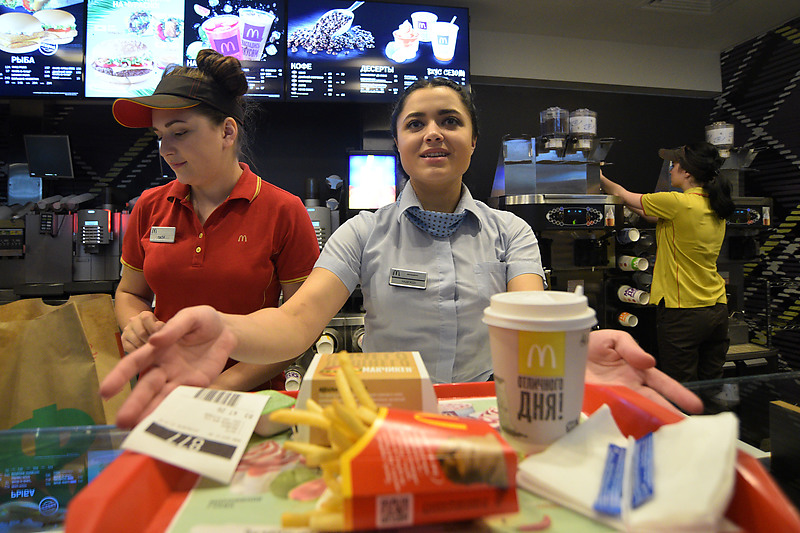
431, 21, 458, 62
617, 255, 649, 271
410, 11, 437, 42
238, 8, 275, 61
201, 15, 243, 59
482, 290, 597, 455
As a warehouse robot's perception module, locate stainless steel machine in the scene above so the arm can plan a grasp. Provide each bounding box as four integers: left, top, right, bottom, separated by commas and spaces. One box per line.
490, 107, 624, 324
0, 201, 127, 298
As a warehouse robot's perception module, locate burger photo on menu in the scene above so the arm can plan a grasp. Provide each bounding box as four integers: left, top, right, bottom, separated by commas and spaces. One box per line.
33, 8, 76, 44
0, 11, 45, 53
90, 37, 155, 85
0, 0, 52, 12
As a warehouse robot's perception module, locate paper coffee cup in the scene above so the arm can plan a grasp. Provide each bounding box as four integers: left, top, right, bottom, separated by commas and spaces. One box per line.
616, 227, 640, 244
617, 285, 650, 305
482, 291, 596, 455
617, 311, 638, 327
617, 255, 649, 272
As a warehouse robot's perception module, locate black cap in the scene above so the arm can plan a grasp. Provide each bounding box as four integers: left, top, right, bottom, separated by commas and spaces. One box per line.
112, 75, 243, 128
658, 146, 703, 177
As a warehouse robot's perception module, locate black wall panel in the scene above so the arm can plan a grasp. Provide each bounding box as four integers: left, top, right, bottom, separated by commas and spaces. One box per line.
711, 17, 800, 369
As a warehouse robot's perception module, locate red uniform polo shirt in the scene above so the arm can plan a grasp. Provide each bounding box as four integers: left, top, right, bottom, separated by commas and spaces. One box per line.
121, 163, 319, 321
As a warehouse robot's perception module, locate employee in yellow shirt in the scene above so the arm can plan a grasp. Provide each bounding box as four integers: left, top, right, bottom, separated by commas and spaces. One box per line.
601, 142, 735, 382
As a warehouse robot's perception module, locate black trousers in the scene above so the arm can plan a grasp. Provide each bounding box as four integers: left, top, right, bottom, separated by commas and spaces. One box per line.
656, 301, 730, 383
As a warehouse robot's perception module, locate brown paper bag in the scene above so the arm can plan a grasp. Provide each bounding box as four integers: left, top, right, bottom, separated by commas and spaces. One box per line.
0, 294, 131, 430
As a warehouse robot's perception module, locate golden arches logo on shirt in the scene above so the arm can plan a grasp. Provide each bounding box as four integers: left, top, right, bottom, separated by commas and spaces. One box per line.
517, 331, 565, 377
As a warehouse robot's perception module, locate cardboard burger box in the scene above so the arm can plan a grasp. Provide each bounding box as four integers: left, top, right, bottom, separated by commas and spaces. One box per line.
295, 352, 437, 445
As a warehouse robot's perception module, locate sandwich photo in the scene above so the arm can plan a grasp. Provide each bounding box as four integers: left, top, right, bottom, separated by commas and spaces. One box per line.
33, 9, 76, 44
90, 38, 155, 85
0, 11, 45, 54
0, 0, 51, 12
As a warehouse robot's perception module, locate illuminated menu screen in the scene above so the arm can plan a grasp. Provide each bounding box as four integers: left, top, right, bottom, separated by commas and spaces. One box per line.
85, 0, 285, 99
184, 0, 285, 98
286, 0, 468, 102
85, 0, 186, 98
0, 1, 85, 97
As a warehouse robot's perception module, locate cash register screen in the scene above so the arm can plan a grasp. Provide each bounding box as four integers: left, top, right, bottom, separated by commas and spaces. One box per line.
347, 151, 398, 211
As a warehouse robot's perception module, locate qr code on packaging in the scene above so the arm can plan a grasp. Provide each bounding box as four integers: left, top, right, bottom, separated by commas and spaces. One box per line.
376, 493, 414, 527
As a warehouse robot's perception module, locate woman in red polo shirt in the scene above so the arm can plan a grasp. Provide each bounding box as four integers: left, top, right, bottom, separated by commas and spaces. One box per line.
111, 49, 320, 391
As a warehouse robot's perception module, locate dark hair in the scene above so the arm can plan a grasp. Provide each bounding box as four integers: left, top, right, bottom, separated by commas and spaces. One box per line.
164, 49, 255, 161
680, 141, 735, 219
390, 77, 479, 142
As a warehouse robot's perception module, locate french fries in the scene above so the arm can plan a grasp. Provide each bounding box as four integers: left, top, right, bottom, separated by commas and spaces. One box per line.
269, 352, 380, 531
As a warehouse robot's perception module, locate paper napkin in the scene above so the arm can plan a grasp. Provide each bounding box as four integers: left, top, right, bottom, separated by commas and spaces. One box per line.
517, 405, 739, 532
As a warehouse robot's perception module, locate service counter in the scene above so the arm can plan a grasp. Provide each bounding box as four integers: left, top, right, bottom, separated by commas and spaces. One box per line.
3, 375, 800, 532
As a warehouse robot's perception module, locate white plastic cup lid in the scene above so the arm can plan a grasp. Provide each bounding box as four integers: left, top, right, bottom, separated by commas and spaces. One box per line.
482, 290, 597, 332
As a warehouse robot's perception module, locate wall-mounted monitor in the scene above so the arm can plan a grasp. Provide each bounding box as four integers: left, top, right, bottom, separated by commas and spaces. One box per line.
286, 0, 469, 102
24, 134, 75, 180
84, 0, 286, 99
346, 150, 397, 214
0, 1, 85, 97
184, 0, 286, 98
85, 0, 186, 98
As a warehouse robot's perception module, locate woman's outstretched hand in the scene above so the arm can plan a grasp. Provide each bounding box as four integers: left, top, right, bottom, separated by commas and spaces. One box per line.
585, 329, 704, 415
100, 305, 237, 428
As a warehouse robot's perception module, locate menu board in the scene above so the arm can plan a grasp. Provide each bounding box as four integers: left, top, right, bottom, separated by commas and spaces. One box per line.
85, 0, 285, 99
85, 0, 185, 98
0, 0, 85, 97
286, 0, 468, 102
184, 0, 285, 98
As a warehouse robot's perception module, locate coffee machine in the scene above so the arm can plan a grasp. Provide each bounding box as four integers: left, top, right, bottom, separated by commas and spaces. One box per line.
490, 107, 623, 318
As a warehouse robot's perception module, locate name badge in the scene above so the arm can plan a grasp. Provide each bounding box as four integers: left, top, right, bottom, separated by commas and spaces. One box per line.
150, 226, 176, 243
389, 268, 427, 290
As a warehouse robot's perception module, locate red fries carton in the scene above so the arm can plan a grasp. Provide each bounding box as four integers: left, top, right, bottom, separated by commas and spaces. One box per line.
340, 407, 518, 530
296, 352, 437, 445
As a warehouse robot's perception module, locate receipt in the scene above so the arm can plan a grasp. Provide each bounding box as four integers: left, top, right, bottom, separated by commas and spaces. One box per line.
121, 386, 268, 484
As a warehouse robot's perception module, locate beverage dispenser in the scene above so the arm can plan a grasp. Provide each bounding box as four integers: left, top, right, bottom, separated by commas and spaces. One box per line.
539, 107, 569, 151
490, 107, 623, 318
569, 108, 597, 152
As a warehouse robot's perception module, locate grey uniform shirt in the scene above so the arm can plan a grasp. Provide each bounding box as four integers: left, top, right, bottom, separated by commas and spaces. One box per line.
315, 184, 545, 383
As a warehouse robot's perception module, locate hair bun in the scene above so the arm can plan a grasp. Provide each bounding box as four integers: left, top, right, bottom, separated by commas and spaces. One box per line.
195, 49, 248, 98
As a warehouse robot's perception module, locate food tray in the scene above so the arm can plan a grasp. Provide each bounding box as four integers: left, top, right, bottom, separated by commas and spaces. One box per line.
64, 382, 800, 533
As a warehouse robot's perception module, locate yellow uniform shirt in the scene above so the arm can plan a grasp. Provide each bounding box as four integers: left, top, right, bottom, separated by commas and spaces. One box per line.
641, 187, 727, 308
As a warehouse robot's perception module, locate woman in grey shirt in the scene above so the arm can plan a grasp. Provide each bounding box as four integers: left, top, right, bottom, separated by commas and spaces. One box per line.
101, 78, 702, 428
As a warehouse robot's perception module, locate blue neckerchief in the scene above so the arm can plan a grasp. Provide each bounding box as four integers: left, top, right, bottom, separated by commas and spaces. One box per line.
404, 205, 468, 238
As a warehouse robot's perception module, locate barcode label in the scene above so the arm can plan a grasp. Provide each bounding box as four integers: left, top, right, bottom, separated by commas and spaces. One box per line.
376, 493, 413, 528
194, 388, 241, 407
144, 422, 237, 459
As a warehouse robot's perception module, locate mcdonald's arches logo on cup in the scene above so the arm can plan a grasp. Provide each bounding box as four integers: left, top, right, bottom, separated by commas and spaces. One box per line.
201, 15, 243, 59
518, 331, 565, 377
617, 255, 649, 271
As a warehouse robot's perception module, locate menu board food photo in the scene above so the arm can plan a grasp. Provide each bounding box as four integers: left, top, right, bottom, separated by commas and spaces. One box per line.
0, 0, 85, 97
84, 0, 185, 98
184, 0, 286, 98
286, 0, 469, 101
